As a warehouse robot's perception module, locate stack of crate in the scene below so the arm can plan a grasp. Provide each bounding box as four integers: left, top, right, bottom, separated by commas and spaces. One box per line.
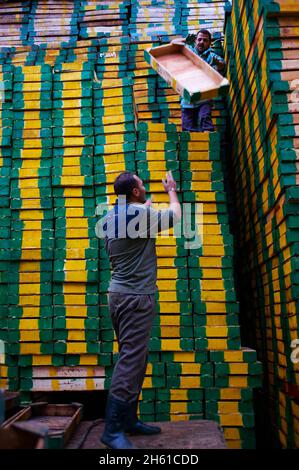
130, 0, 182, 43
0, 64, 12, 248
0, 45, 34, 67
52, 61, 97, 368
129, 51, 179, 128
0, 63, 13, 392
0, 1, 29, 48
179, 131, 237, 352
130, 39, 160, 122
27, 0, 80, 46
34, 41, 70, 67
205, 351, 259, 449
0, 41, 69, 69
95, 36, 129, 80
135, 121, 188, 351
135, 121, 203, 422
79, 0, 130, 40
179, 130, 262, 448
9, 39, 99, 69
8, 64, 53, 394
133, 72, 159, 123
64, 39, 98, 64
224, 0, 299, 448
180, 0, 226, 37
129, 0, 181, 125
157, 75, 182, 127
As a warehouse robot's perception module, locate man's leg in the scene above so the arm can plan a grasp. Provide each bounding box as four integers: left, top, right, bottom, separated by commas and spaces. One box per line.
101, 293, 157, 448
110, 294, 161, 434
101, 293, 137, 449
197, 101, 214, 132
182, 107, 199, 131
109, 293, 156, 402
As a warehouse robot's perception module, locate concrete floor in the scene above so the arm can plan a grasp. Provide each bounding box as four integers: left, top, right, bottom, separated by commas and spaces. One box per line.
66, 419, 227, 449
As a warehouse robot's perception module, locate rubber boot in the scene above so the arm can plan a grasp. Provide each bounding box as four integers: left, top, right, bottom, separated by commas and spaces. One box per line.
101, 395, 135, 449
125, 399, 161, 435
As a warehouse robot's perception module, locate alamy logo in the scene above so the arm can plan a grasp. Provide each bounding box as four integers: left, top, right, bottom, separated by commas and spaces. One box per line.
290, 339, 299, 364
291, 79, 299, 105
0, 81, 4, 103
95, 196, 203, 249
99, 51, 117, 58
0, 340, 5, 365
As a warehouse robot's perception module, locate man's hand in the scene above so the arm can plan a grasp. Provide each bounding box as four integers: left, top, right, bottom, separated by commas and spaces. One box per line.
162, 171, 177, 193
171, 37, 185, 46
215, 58, 225, 72
144, 199, 152, 207
162, 171, 181, 221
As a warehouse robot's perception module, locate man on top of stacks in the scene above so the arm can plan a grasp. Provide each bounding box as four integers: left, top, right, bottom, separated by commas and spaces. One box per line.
172, 29, 226, 132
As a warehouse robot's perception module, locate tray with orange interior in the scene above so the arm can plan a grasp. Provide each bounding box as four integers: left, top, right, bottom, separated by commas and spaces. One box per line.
145, 43, 229, 103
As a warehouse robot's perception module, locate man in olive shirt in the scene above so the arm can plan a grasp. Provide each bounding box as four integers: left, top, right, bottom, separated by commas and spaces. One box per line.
100, 171, 181, 449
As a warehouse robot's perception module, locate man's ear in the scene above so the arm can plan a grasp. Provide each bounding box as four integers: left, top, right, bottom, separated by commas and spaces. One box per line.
132, 187, 139, 197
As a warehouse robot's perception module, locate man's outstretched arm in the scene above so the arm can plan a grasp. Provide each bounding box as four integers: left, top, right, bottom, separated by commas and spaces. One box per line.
162, 170, 181, 221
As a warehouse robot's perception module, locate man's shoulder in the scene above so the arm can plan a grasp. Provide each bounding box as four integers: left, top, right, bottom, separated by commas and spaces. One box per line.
106, 202, 147, 217
127, 203, 148, 213
187, 44, 198, 56
207, 49, 225, 63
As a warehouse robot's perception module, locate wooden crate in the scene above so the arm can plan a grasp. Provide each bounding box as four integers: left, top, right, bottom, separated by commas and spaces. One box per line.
1, 402, 83, 449
0, 421, 48, 449
145, 43, 229, 103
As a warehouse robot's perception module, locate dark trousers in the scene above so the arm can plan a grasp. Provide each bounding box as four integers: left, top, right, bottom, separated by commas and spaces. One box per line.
108, 292, 156, 403
182, 101, 214, 132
